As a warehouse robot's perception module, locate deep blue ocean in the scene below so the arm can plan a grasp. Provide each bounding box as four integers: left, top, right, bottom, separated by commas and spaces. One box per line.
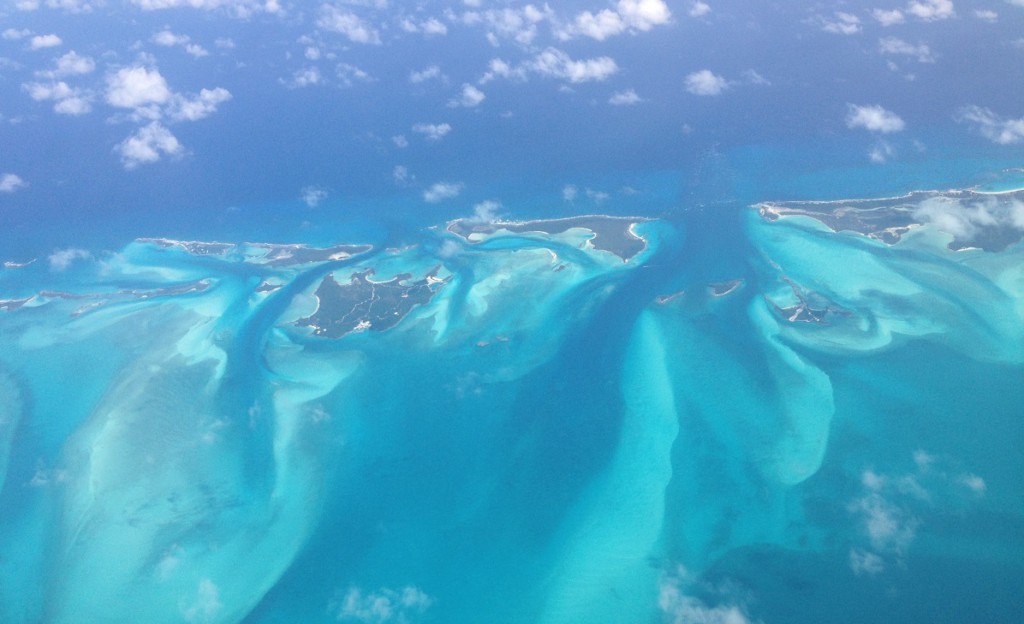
1, 138, 1022, 624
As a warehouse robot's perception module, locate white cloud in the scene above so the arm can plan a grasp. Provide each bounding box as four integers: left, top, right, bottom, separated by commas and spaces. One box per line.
913, 195, 1024, 240
853, 491, 919, 552
335, 586, 432, 623
468, 199, 502, 223
423, 181, 462, 203
448, 83, 485, 107
152, 30, 209, 57
2, 28, 31, 40
563, 0, 672, 41
478, 5, 553, 46
658, 568, 751, 624
684, 69, 728, 95
957, 105, 1024, 144
23, 80, 92, 115
336, 63, 371, 86
879, 37, 935, 63
974, 9, 998, 21
49, 50, 95, 76
392, 164, 411, 183
0, 173, 26, 192
529, 48, 618, 83
741, 69, 771, 85
958, 473, 987, 494
409, 65, 444, 83
412, 122, 452, 140
690, 2, 711, 17
153, 30, 189, 46
822, 12, 861, 35
129, 0, 280, 15
609, 88, 643, 105
116, 121, 183, 168
563, 184, 578, 201
287, 67, 322, 88
400, 17, 448, 36
106, 65, 172, 109
872, 8, 906, 25
48, 247, 91, 271
181, 579, 223, 624
29, 33, 62, 49
869, 140, 896, 163
907, 0, 955, 21
318, 5, 382, 44
586, 188, 610, 203
301, 186, 328, 207
849, 548, 886, 576
846, 104, 906, 133
168, 87, 231, 121
392, 134, 408, 148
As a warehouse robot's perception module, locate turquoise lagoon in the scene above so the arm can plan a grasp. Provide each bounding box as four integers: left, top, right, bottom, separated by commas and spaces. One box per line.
0, 184, 1022, 624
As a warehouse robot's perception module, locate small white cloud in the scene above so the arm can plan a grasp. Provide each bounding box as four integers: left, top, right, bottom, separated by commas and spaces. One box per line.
482, 48, 618, 83
336, 63, 371, 87
846, 104, 906, 133
741, 69, 771, 85
869, 140, 896, 163
215, 37, 235, 49
49, 50, 95, 76
409, 65, 443, 83
974, 9, 998, 21
181, 579, 222, 624
956, 105, 1024, 144
116, 121, 183, 169
563, 184, 578, 201
287, 67, 322, 88
530, 47, 618, 83
301, 186, 328, 207
684, 69, 728, 95
658, 567, 751, 624
423, 181, 462, 203
393, 164, 411, 183
184, 43, 209, 57
609, 88, 643, 105
153, 30, 189, 47
106, 65, 171, 109
690, 2, 711, 17
849, 548, 886, 576
907, 0, 955, 21
412, 122, 452, 140
29, 33, 62, 49
448, 83, 485, 108
335, 586, 432, 623
586, 188, 610, 203
563, 0, 672, 41
23, 80, 93, 115
48, 247, 91, 271
0, 173, 27, 192
872, 8, 906, 25
822, 12, 861, 35
392, 134, 409, 148
879, 37, 934, 62
168, 87, 231, 121
2, 28, 31, 40
317, 6, 381, 45
468, 199, 502, 223
958, 473, 987, 494
401, 17, 448, 36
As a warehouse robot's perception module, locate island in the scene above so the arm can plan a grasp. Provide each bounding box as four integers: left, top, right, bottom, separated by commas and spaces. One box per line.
446, 215, 650, 261
755, 188, 1024, 252
297, 267, 447, 339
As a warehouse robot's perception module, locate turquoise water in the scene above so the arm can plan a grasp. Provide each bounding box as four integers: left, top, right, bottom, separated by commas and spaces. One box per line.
0, 177, 1022, 623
